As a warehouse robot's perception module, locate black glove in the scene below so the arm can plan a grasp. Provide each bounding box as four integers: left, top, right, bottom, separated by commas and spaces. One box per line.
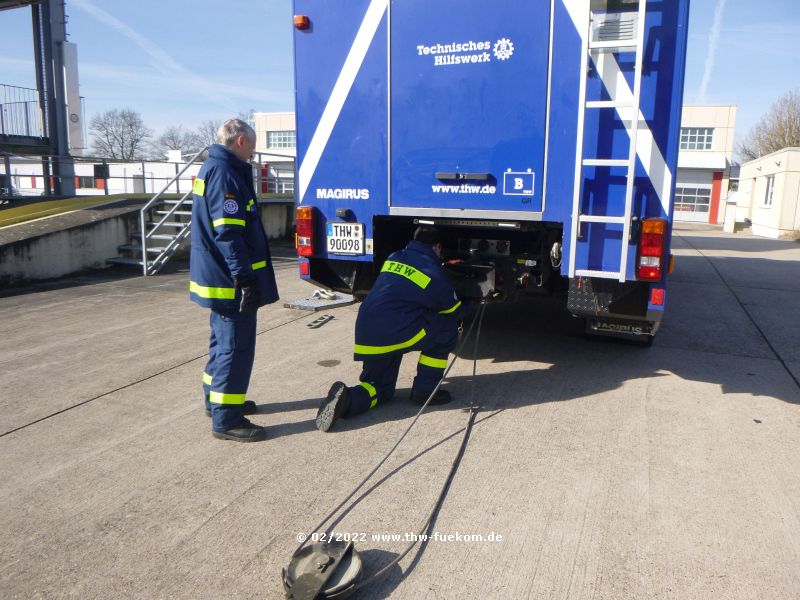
235, 275, 260, 314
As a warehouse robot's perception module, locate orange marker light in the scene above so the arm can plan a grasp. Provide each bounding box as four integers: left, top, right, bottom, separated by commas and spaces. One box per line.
637, 218, 667, 281
296, 206, 315, 257
294, 15, 310, 30
642, 219, 666, 235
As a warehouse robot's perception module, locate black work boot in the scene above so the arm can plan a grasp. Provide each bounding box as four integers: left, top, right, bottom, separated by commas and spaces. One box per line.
316, 382, 351, 432
411, 389, 452, 406
206, 400, 257, 418
212, 418, 267, 442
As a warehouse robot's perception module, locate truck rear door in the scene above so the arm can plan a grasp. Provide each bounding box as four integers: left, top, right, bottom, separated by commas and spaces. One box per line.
389, 0, 552, 217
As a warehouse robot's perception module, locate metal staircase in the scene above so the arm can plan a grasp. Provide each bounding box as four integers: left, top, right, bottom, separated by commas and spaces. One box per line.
568, 0, 647, 282
107, 147, 207, 275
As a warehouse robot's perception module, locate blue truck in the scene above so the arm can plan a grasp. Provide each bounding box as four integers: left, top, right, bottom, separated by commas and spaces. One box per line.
291, 0, 690, 343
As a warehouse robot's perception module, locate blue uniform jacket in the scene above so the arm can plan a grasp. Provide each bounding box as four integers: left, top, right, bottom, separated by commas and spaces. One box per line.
354, 240, 470, 359
189, 144, 279, 311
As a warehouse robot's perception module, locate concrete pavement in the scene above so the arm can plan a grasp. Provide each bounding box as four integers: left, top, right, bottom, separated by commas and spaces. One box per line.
0, 227, 799, 599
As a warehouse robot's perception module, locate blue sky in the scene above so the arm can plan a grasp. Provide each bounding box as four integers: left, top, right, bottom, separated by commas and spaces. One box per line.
1, 0, 798, 156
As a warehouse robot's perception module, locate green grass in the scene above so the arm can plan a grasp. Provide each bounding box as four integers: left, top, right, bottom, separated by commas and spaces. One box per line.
0, 195, 173, 228
0, 193, 294, 228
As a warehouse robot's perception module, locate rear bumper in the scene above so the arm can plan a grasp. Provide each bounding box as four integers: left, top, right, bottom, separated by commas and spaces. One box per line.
567, 276, 665, 324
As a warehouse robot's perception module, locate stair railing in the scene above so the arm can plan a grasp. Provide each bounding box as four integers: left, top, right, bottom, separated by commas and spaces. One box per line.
139, 146, 208, 275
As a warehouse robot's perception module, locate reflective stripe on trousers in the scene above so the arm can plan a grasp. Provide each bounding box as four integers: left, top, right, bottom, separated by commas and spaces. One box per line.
359, 381, 378, 409
354, 328, 426, 356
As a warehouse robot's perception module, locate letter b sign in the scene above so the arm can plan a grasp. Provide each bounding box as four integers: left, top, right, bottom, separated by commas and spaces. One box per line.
503, 170, 535, 196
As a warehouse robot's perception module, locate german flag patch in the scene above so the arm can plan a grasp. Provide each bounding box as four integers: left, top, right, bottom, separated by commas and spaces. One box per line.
224, 193, 236, 199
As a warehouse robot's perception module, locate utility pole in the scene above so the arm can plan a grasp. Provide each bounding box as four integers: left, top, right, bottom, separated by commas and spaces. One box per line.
32, 0, 75, 196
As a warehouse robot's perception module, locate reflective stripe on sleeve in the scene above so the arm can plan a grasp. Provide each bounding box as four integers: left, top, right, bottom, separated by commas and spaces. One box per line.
251, 260, 267, 270
212, 218, 246, 228
354, 328, 426, 355
209, 391, 246, 405
380, 260, 431, 289
438, 300, 462, 315
192, 178, 205, 196
418, 354, 448, 369
189, 281, 236, 300
246, 199, 255, 211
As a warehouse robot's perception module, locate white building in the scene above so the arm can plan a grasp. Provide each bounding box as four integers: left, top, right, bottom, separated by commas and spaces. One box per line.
253, 111, 296, 195
675, 105, 737, 224
736, 147, 800, 239
253, 111, 296, 158
1, 112, 301, 198
2, 155, 286, 198
2, 156, 200, 196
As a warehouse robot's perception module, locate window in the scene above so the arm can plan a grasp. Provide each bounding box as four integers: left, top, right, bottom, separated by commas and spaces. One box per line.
679, 127, 714, 150
674, 186, 711, 213
76, 175, 96, 188
763, 175, 774, 206
267, 130, 296, 148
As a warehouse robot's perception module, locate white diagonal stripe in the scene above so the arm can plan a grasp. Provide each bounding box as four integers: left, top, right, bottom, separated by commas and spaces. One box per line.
562, 0, 672, 215
592, 52, 672, 215
298, 0, 388, 203
563, 0, 589, 44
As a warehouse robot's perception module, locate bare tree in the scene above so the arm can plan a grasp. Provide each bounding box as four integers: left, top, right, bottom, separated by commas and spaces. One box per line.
196, 119, 221, 147
89, 109, 153, 160
154, 125, 203, 158
237, 109, 256, 129
737, 89, 800, 161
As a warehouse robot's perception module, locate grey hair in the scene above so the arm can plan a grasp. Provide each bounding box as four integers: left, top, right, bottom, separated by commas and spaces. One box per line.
217, 118, 256, 147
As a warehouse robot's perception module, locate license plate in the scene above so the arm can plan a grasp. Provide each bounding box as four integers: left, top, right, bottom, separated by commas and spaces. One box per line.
326, 222, 365, 255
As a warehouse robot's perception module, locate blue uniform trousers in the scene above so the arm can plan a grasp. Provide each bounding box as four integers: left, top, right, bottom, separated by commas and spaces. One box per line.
202, 310, 257, 431
347, 314, 458, 416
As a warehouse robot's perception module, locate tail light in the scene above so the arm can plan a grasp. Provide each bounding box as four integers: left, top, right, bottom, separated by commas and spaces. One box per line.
637, 218, 667, 281
296, 206, 314, 257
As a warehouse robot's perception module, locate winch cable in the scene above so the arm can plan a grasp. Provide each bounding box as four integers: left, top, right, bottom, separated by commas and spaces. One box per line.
292, 301, 489, 584
350, 298, 489, 590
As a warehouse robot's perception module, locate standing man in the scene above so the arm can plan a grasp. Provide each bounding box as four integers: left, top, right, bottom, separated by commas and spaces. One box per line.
315, 226, 480, 432
190, 118, 279, 442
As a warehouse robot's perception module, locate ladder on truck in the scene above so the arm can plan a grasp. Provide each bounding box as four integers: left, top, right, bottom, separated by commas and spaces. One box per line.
568, 0, 648, 282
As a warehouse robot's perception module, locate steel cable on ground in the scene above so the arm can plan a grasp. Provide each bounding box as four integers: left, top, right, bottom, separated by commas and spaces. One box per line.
352, 299, 489, 590
292, 301, 489, 593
